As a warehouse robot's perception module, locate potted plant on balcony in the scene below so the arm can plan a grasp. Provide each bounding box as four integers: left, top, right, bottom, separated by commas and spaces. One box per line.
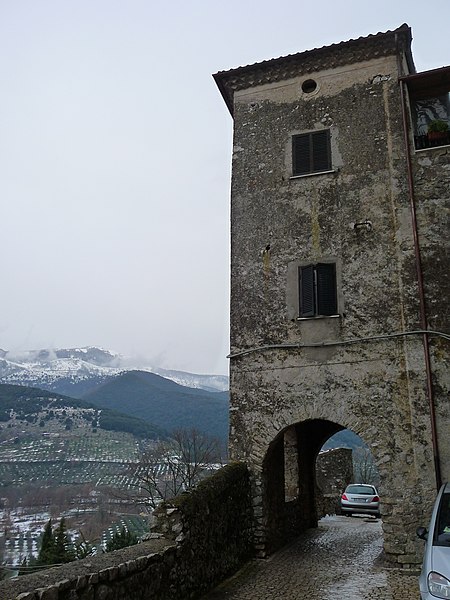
427, 119, 449, 145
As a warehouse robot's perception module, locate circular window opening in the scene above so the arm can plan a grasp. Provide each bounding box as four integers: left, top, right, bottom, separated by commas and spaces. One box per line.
302, 79, 317, 94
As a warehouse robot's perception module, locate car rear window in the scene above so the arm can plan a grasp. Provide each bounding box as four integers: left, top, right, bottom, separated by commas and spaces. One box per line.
346, 485, 376, 495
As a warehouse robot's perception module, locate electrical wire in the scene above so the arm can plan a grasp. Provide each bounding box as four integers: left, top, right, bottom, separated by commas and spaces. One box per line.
232, 353, 401, 375
227, 329, 450, 359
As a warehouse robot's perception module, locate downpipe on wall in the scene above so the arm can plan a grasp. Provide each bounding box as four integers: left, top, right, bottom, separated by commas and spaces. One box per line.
399, 78, 442, 491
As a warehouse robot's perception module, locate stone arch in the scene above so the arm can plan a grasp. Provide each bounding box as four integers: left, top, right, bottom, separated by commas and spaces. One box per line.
229, 359, 436, 564
256, 417, 387, 556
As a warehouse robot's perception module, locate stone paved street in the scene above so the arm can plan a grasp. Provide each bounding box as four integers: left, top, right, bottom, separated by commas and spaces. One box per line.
202, 516, 421, 600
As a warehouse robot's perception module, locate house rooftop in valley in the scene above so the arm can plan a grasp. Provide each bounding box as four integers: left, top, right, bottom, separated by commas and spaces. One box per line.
213, 24, 415, 115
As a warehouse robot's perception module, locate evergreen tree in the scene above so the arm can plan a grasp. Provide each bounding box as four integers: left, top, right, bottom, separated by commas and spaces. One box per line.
37, 518, 75, 566
37, 519, 55, 565
53, 518, 75, 563
105, 527, 138, 552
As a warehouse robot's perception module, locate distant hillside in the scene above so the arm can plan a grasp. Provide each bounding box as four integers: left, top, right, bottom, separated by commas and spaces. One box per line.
0, 383, 167, 440
81, 370, 229, 441
322, 429, 366, 451
0, 346, 229, 394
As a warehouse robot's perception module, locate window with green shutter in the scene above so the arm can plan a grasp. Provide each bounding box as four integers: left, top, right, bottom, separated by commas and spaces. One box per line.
298, 262, 337, 317
292, 130, 332, 176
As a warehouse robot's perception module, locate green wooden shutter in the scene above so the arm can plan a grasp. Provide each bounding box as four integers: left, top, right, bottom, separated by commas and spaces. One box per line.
316, 263, 337, 315
292, 135, 311, 176
299, 265, 315, 317
293, 130, 331, 176
312, 130, 331, 172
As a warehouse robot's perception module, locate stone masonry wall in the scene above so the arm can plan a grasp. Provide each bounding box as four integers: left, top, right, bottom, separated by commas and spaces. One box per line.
225, 37, 445, 566
316, 447, 353, 517
411, 143, 450, 480
0, 462, 254, 600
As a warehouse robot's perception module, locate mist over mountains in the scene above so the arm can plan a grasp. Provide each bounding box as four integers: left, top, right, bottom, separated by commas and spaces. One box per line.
0, 346, 229, 394
0, 346, 230, 441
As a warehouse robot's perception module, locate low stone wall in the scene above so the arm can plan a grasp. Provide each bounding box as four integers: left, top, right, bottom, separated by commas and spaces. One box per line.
0, 462, 254, 600
316, 447, 353, 497
316, 447, 353, 518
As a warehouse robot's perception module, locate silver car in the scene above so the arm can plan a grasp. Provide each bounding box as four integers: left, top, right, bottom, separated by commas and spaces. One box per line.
417, 482, 450, 600
340, 483, 380, 517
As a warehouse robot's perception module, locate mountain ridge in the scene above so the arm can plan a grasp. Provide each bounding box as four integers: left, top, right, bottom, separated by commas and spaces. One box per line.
0, 346, 229, 394
0, 349, 230, 441
80, 370, 229, 441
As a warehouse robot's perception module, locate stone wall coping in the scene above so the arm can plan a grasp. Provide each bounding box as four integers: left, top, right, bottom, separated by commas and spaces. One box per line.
0, 538, 174, 600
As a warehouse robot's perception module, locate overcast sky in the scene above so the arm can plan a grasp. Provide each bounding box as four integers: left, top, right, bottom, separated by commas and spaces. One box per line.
1, 1, 448, 375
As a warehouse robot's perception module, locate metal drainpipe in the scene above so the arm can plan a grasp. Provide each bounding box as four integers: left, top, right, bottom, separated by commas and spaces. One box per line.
399, 79, 442, 491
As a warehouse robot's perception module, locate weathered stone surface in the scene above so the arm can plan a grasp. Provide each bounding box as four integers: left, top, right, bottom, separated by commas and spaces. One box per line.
75, 575, 87, 590
37, 587, 58, 600
94, 584, 111, 600
201, 517, 420, 600
117, 563, 127, 579
216, 24, 449, 566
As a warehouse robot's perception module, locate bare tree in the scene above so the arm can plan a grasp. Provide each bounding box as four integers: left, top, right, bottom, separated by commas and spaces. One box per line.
126, 428, 224, 511
353, 447, 379, 486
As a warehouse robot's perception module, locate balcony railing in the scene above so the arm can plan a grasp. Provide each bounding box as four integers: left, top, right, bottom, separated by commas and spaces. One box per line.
414, 131, 450, 150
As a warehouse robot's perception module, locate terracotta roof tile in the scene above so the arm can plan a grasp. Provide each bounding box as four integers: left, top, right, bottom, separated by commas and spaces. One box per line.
213, 24, 414, 115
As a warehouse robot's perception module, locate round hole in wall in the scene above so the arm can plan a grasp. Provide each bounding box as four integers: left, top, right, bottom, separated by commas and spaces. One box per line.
301, 79, 318, 94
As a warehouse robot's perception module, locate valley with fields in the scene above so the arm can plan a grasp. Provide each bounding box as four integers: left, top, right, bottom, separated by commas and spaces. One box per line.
0, 348, 230, 575
0, 389, 155, 571
0, 346, 360, 578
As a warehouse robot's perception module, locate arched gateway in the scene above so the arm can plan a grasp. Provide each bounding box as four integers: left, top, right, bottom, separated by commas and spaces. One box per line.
214, 25, 449, 567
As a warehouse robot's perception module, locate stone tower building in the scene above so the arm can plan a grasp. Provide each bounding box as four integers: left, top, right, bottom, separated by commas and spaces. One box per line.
214, 25, 449, 566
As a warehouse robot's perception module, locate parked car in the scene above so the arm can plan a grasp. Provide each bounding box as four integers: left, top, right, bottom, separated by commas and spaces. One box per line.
417, 482, 450, 600
340, 483, 380, 517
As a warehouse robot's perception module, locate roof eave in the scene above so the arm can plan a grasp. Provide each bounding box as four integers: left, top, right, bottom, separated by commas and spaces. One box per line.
214, 24, 413, 117
212, 72, 234, 116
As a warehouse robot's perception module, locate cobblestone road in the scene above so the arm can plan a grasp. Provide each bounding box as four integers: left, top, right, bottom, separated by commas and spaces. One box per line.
202, 516, 421, 600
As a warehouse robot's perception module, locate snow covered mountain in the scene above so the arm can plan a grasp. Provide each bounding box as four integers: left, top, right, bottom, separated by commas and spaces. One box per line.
0, 346, 229, 394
